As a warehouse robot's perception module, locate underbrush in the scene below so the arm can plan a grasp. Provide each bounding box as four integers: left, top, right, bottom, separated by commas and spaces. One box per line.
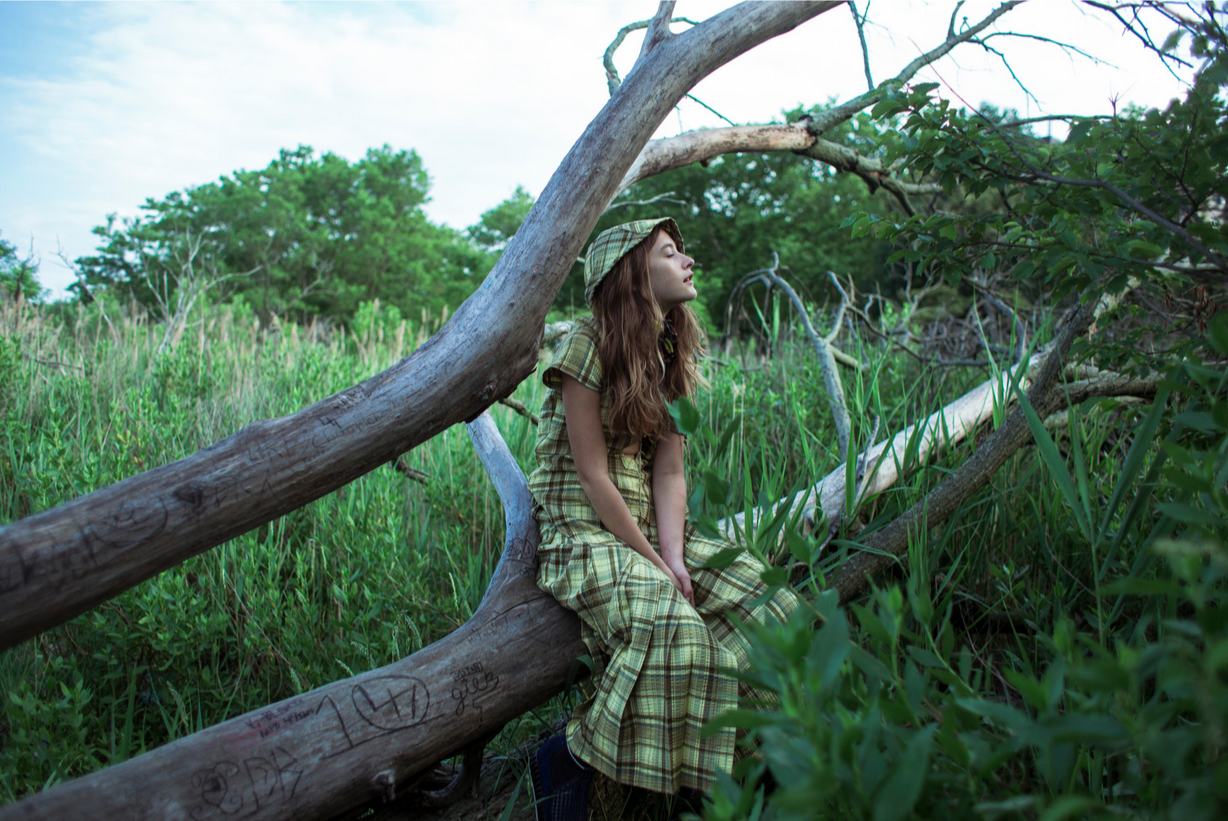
1, 297, 1224, 820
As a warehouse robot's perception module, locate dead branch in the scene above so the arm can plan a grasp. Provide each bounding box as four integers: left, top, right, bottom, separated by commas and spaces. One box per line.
613, 2, 1025, 212
393, 457, 432, 484
497, 396, 540, 426
849, 0, 874, 91
603, 12, 700, 96
726, 255, 857, 458
542, 321, 574, 347
807, 0, 1026, 136
718, 331, 1160, 559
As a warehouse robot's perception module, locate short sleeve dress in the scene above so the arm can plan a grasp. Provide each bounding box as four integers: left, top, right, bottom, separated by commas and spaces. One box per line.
528, 318, 799, 795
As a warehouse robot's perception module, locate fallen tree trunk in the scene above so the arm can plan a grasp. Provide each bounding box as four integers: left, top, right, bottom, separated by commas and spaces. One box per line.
720, 344, 1160, 599
720, 352, 1042, 541
0, 0, 840, 652
829, 294, 1162, 603
0, 413, 584, 821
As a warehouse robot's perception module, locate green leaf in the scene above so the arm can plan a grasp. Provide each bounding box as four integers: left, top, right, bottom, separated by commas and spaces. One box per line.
703, 547, 744, 570
1066, 120, 1092, 144
1101, 577, 1180, 597
669, 396, 703, 436
702, 469, 731, 505
701, 708, 778, 736
809, 611, 851, 692
1013, 384, 1092, 541
908, 647, 946, 669
849, 645, 892, 683
872, 726, 936, 821
1098, 387, 1171, 546
759, 566, 788, 587
1208, 310, 1228, 355
1039, 795, 1099, 821
871, 97, 907, 119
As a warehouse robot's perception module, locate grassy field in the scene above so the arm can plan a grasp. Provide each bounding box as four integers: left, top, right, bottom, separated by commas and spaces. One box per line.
1, 295, 1224, 820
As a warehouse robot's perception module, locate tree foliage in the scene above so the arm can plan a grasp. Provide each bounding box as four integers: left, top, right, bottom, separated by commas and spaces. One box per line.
0, 233, 42, 303
702, 4, 1228, 820
76, 146, 492, 326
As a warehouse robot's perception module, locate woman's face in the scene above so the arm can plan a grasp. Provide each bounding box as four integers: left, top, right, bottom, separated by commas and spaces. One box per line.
646, 230, 696, 312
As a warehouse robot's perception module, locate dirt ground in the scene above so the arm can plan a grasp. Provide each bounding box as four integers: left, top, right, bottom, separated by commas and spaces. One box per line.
339, 744, 704, 821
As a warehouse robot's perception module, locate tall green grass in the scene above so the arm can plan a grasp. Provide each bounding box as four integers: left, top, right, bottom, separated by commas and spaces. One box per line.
2, 295, 1216, 819
0, 297, 545, 800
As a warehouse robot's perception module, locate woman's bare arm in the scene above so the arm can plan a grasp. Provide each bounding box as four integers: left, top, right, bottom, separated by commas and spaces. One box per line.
653, 430, 694, 605
561, 376, 682, 592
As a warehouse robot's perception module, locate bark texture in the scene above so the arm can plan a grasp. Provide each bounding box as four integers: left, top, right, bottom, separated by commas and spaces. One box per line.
0, 0, 841, 652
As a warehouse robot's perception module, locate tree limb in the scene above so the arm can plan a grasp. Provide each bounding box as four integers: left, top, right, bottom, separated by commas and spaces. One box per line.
849, 0, 874, 91
603, 9, 700, 96
0, 412, 585, 821
613, 2, 1027, 211
806, 0, 1026, 136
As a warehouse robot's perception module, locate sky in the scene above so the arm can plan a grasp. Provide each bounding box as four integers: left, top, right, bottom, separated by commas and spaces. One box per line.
0, 1, 1198, 297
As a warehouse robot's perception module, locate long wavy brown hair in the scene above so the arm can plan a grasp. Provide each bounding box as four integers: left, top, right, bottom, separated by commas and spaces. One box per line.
590, 225, 705, 440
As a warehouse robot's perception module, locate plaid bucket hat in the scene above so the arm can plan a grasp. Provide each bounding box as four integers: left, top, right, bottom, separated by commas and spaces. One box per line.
583, 217, 683, 306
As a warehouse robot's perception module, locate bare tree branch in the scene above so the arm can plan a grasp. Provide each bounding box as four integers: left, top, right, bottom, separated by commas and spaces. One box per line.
807, 0, 1026, 135
497, 396, 540, 425
849, 0, 874, 91
615, 2, 1028, 211
603, 9, 699, 96
616, 123, 940, 214
604, 191, 687, 214
731, 255, 855, 459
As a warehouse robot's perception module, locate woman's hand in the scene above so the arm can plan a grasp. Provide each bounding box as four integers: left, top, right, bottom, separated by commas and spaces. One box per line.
663, 554, 694, 607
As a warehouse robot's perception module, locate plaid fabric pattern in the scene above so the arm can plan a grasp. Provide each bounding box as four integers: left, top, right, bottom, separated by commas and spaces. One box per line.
583, 218, 683, 306
528, 321, 799, 794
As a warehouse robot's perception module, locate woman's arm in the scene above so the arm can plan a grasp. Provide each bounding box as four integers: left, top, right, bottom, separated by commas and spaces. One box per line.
561, 376, 684, 594
653, 430, 694, 606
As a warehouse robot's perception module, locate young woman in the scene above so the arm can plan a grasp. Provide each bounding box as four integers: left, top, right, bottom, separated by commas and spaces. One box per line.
527, 218, 798, 819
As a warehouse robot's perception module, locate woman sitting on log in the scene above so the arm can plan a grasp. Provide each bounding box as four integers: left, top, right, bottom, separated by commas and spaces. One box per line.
527, 218, 799, 819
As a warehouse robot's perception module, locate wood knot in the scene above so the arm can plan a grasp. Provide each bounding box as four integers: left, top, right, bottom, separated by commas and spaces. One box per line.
372, 769, 396, 802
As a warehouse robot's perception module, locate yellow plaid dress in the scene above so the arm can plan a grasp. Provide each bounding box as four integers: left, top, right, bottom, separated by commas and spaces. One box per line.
528, 319, 799, 794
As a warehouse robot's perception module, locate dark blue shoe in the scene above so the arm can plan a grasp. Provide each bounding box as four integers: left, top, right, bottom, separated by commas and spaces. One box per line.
529, 735, 593, 821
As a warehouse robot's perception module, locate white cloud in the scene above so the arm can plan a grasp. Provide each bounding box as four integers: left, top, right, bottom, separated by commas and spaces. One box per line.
0, 1, 1194, 296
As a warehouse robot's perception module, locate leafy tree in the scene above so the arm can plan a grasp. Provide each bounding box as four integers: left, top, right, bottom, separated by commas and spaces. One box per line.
0, 232, 43, 302
467, 185, 536, 257
76, 146, 491, 326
